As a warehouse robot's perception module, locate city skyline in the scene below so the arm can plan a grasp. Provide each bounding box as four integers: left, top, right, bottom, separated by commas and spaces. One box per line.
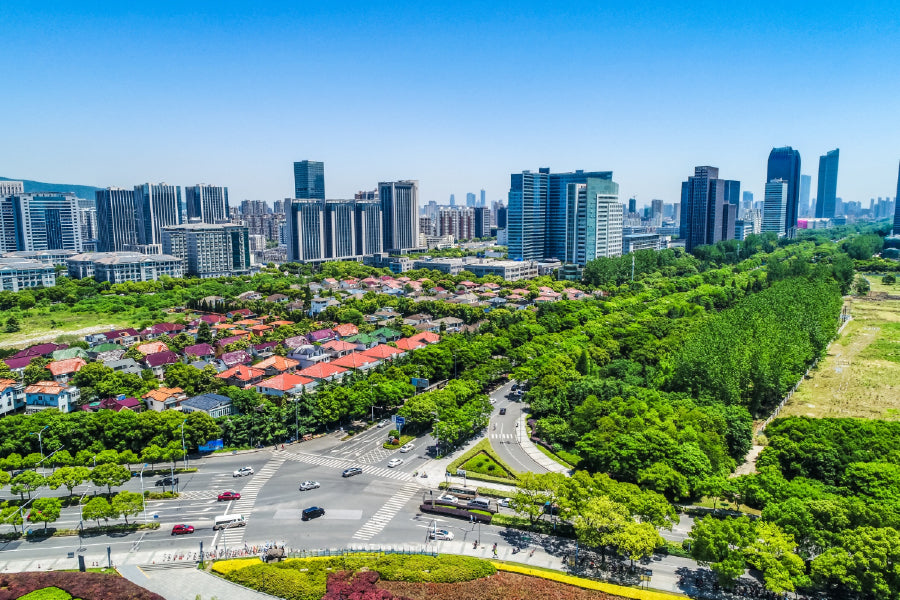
1, 3, 898, 207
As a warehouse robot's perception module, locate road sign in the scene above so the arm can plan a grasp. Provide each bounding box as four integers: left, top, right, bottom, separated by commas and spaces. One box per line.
456, 469, 466, 477
394, 416, 405, 427
411, 377, 430, 388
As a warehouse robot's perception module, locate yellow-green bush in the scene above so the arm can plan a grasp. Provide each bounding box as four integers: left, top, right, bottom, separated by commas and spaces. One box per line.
492, 562, 683, 600
210, 557, 262, 574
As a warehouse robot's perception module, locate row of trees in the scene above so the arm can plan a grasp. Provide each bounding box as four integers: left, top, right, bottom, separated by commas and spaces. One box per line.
0, 490, 146, 533
0, 462, 136, 501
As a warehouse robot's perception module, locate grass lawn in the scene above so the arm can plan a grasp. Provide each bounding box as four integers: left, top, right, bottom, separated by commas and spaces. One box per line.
781, 294, 900, 420
0, 308, 138, 349
447, 439, 521, 484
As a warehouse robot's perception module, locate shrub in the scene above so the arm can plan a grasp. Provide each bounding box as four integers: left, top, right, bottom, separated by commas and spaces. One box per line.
18, 589, 72, 600
211, 557, 262, 574
491, 563, 678, 600
225, 563, 325, 600
370, 554, 495, 583
0, 572, 165, 600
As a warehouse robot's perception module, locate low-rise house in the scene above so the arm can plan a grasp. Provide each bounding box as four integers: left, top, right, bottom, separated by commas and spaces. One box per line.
265, 293, 288, 303
249, 324, 272, 336
342, 333, 378, 351
143, 387, 188, 411
362, 344, 405, 361
298, 362, 347, 382
50, 347, 89, 362
395, 337, 426, 351
194, 314, 226, 326
332, 323, 359, 339
141, 322, 186, 340
47, 358, 87, 384
310, 297, 339, 315
269, 320, 295, 328
285, 300, 305, 312
413, 321, 441, 333
82, 396, 142, 413
182, 343, 215, 362
25, 381, 79, 413
371, 327, 402, 343
408, 331, 440, 346
321, 339, 357, 359
136, 341, 169, 356
218, 350, 252, 369
103, 358, 143, 376
372, 308, 397, 321
434, 317, 463, 332
251, 341, 279, 357
330, 352, 380, 372
254, 355, 299, 376
181, 393, 234, 418
256, 373, 316, 397
0, 379, 24, 416
217, 364, 266, 387
288, 345, 329, 368
237, 290, 262, 301
87, 343, 121, 358
85, 328, 141, 347
233, 318, 262, 327
2, 356, 33, 375
144, 351, 180, 378
12, 343, 67, 360
322, 277, 339, 289
227, 308, 254, 320
308, 329, 336, 344
403, 313, 432, 326
282, 335, 310, 350
95, 348, 126, 362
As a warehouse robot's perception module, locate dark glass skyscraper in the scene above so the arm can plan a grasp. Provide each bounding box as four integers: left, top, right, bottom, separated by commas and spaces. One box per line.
680, 166, 728, 253
96, 188, 139, 252
815, 149, 840, 219
294, 160, 325, 200
766, 147, 801, 231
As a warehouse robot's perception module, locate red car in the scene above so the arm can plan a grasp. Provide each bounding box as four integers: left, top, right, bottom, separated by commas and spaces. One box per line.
217, 491, 241, 501
171, 524, 194, 535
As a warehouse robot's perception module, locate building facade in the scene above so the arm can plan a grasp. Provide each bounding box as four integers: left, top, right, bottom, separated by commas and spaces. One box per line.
68, 252, 184, 283
680, 166, 731, 252
1, 193, 83, 253
135, 183, 182, 247
799, 174, 812, 218
508, 169, 549, 261
185, 184, 229, 224
379, 180, 419, 252
764, 179, 789, 235
294, 160, 325, 200
815, 149, 840, 219
0, 180, 24, 197
96, 188, 138, 252
0, 258, 56, 291
161, 223, 251, 278
767, 147, 801, 231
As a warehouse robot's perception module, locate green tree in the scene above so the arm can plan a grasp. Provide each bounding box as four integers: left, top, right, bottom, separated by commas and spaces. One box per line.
141, 444, 165, 469
613, 521, 664, 565
743, 521, 806, 594
811, 526, 900, 600
638, 462, 690, 501
10, 470, 45, 500
884, 273, 897, 285
82, 496, 115, 528
46, 466, 91, 496
572, 496, 629, 556
4, 316, 20, 333
0, 470, 10, 490
687, 515, 755, 589
111, 490, 144, 525
509, 472, 553, 529
0, 504, 24, 532
29, 496, 62, 531
23, 358, 52, 386
90, 463, 130, 495
196, 320, 213, 344
854, 275, 871, 296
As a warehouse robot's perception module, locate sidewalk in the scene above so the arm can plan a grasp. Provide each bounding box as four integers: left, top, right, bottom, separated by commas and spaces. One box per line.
118, 564, 280, 600
516, 413, 572, 475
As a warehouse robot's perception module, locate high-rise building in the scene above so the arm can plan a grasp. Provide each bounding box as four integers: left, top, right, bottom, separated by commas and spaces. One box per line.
161, 223, 250, 278
466, 192, 476, 207
355, 201, 382, 255
419, 216, 434, 237
0, 181, 24, 197
673, 202, 681, 227
763, 180, 788, 235
77, 198, 98, 243
438, 207, 475, 240
680, 166, 729, 252
185, 184, 229, 224
241, 200, 269, 215
474, 206, 491, 238
135, 183, 182, 247
449, 194, 455, 207
628, 197, 637, 214
548, 170, 615, 261
480, 189, 486, 207
294, 160, 325, 200
723, 180, 741, 208
894, 162, 900, 235
96, 188, 138, 252
508, 169, 549, 262
815, 149, 840, 218
324, 201, 357, 259
1, 193, 83, 253
651, 199, 664, 221
722, 203, 738, 241
767, 147, 801, 231
284, 198, 383, 262
496, 204, 508, 229
379, 181, 419, 252
799, 175, 811, 218
562, 180, 622, 263
285, 200, 326, 262
273, 199, 284, 215
742, 191, 753, 213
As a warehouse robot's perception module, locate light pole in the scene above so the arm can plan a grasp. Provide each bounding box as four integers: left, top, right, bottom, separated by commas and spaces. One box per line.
139, 463, 148, 523
179, 419, 188, 469
30, 425, 49, 475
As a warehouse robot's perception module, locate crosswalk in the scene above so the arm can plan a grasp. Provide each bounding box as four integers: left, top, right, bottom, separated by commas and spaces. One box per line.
218, 456, 286, 548
281, 451, 418, 484
357, 447, 395, 464
351, 483, 420, 540
489, 433, 519, 441
170, 490, 219, 501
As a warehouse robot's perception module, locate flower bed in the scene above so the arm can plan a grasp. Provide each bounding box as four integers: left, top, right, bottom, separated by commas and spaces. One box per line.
492, 563, 681, 600
0, 571, 164, 600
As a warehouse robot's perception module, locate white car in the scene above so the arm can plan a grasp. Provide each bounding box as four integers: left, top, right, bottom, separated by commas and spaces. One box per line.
387, 458, 404, 468
233, 466, 254, 477
429, 529, 454, 541
399, 443, 414, 453
299, 481, 320, 491
499, 497, 511, 507
377, 419, 390, 428
437, 494, 457, 504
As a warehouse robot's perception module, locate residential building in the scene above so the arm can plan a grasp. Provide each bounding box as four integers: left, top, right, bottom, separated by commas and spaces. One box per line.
355, 201, 383, 255
185, 184, 229, 224
379, 180, 419, 252
0, 257, 56, 291
161, 223, 251, 277
0, 193, 82, 252
181, 393, 234, 418
474, 206, 491, 238
135, 183, 182, 247
722, 203, 738, 241
47, 358, 86, 384
622, 233, 667, 254
294, 160, 325, 200
680, 166, 732, 252
256, 373, 316, 397
799, 174, 812, 218
285, 199, 326, 262
815, 149, 840, 218
142, 387, 188, 411
764, 179, 789, 235
25, 381, 79, 414
767, 147, 801, 231
0, 379, 24, 416
96, 188, 139, 252
67, 252, 183, 283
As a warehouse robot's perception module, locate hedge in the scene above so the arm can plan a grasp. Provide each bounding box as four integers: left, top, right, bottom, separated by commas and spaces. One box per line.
491, 562, 683, 600
446, 439, 521, 485
0, 572, 164, 600
18, 589, 72, 600
382, 435, 415, 450
211, 558, 263, 575
420, 503, 492, 523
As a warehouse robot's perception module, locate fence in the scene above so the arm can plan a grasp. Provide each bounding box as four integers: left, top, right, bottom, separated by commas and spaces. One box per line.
149, 544, 438, 565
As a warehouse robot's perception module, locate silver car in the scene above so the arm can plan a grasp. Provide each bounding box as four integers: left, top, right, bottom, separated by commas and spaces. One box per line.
299, 481, 320, 491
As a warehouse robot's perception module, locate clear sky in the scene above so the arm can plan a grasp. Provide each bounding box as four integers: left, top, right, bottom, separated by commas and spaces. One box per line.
1, 1, 899, 208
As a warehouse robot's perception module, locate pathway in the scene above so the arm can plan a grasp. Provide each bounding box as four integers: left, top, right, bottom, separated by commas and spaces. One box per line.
119, 563, 280, 600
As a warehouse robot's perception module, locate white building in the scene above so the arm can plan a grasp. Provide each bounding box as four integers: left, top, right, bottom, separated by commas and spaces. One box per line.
764, 180, 788, 236
67, 252, 184, 283
0, 258, 56, 291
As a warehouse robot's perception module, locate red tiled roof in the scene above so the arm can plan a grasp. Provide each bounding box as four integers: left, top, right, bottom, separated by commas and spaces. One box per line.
395, 338, 426, 351
25, 381, 66, 395
298, 362, 348, 379
322, 340, 357, 353
330, 352, 379, 369
361, 344, 403, 360
47, 358, 86, 377
332, 323, 359, 337
145, 351, 179, 368
409, 331, 440, 345
254, 356, 299, 372
217, 364, 265, 382
257, 373, 313, 392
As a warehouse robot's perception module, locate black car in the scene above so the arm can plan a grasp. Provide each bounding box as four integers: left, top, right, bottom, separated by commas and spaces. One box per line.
155, 476, 179, 487
341, 467, 362, 477
499, 408, 506, 415
301, 506, 325, 521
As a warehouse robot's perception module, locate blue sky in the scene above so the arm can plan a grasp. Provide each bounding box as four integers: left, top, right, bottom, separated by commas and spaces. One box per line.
1, 1, 898, 208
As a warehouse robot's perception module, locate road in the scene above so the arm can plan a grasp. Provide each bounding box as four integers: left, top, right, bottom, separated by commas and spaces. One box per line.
0, 421, 701, 596
485, 380, 549, 475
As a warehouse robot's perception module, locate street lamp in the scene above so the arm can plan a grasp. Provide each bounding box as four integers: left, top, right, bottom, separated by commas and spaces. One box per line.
30, 425, 50, 475
179, 419, 188, 470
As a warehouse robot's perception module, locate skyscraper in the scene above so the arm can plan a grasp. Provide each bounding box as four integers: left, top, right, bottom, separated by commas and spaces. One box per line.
680, 166, 727, 252
480, 189, 486, 207
293, 160, 325, 200
162, 223, 251, 277
0, 181, 24, 197
893, 161, 900, 235
466, 192, 476, 207
185, 184, 229, 224
723, 180, 741, 208
766, 147, 801, 231
764, 180, 788, 235
449, 194, 455, 207
562, 180, 622, 263
355, 201, 383, 255
2, 193, 83, 252
799, 175, 811, 218
548, 170, 614, 261
379, 181, 419, 252
474, 206, 491, 238
742, 191, 753, 213
96, 188, 138, 252
284, 200, 326, 262
628, 197, 637, 214
496, 204, 508, 229
651, 199, 664, 221
815, 149, 840, 218
508, 169, 549, 261
135, 183, 182, 247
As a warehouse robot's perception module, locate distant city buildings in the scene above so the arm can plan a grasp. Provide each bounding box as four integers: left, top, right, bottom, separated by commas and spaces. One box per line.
767, 147, 801, 231
96, 188, 138, 252
185, 184, 229, 224
815, 149, 840, 218
764, 179, 789, 235
379, 180, 419, 252
161, 223, 251, 278
135, 183, 182, 249
284, 199, 385, 263
0, 193, 83, 253
294, 160, 325, 200
67, 252, 184, 283
799, 174, 812, 218
680, 166, 735, 252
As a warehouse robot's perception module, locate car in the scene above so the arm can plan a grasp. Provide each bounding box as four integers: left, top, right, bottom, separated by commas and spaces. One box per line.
428, 529, 454, 541
342, 467, 362, 477
301, 506, 325, 521
299, 481, 320, 491
499, 408, 507, 415
171, 524, 194, 535
233, 466, 254, 477
387, 458, 404, 468
155, 476, 179, 487
217, 491, 241, 501
515, 390, 523, 397
499, 497, 512, 507
399, 443, 414, 453
377, 419, 390, 428
437, 494, 457, 504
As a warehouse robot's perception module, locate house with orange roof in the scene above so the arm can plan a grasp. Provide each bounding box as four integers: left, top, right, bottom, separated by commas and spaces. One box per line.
0, 378, 24, 416
254, 355, 299, 376
321, 339, 357, 359
136, 341, 169, 356
395, 338, 426, 352
256, 373, 316, 397
249, 324, 272, 336
47, 358, 87, 384
269, 320, 295, 328
216, 364, 266, 387
409, 331, 440, 345
332, 323, 359, 338
142, 387, 188, 411
25, 381, 79, 413
234, 319, 262, 327
330, 352, 380, 372
362, 344, 405, 361
298, 362, 347, 382
212, 323, 233, 332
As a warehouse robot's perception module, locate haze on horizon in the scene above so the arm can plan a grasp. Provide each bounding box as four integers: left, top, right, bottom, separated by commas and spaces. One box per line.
1, 1, 898, 209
